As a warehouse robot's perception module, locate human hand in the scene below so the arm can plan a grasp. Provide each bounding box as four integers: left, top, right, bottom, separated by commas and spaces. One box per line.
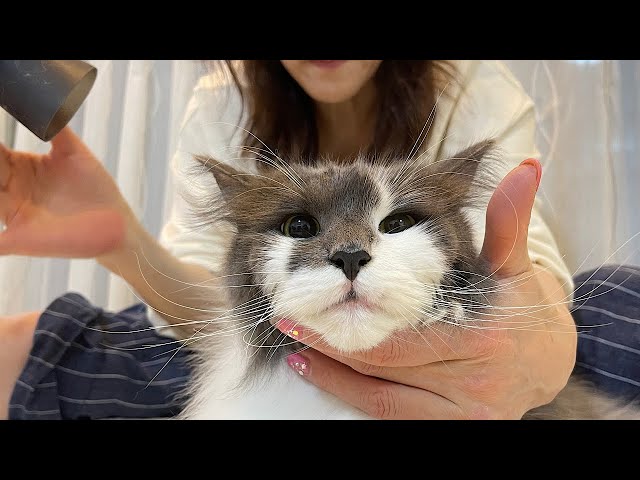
0, 127, 134, 258
277, 159, 577, 419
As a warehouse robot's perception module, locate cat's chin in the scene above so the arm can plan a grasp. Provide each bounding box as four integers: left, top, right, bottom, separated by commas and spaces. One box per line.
295, 308, 402, 354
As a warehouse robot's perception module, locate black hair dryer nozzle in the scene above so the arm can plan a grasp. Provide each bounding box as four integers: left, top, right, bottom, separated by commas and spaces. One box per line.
0, 60, 97, 142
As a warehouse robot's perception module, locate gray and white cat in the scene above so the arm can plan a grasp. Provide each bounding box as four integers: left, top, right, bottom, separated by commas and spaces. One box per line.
178, 140, 639, 420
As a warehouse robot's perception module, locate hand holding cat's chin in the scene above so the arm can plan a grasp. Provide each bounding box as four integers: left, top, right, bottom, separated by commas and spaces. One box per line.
276, 264, 576, 419
274, 159, 578, 420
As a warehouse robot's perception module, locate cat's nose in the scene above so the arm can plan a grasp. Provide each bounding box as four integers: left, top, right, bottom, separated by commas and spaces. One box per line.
330, 250, 371, 281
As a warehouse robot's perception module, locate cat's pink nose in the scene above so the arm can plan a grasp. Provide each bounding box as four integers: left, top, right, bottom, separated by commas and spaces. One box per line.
330, 250, 371, 281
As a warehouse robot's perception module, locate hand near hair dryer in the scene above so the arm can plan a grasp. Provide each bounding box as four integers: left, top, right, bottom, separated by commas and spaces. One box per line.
0, 127, 132, 258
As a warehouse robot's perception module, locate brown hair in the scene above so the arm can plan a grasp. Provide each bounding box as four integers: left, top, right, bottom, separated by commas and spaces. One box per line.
218, 60, 458, 165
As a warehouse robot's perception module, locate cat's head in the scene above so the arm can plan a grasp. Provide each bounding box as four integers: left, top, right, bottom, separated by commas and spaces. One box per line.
196, 140, 500, 353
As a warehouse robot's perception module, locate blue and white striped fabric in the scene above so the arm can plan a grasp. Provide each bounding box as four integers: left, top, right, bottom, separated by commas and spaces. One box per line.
8, 265, 640, 419
572, 265, 640, 403
9, 293, 192, 419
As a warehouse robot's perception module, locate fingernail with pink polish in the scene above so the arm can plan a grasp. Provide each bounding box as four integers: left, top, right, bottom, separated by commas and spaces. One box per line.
276, 319, 303, 339
286, 353, 311, 377
519, 158, 542, 191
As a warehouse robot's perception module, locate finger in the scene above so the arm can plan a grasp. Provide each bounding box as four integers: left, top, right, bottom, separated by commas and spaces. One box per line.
277, 319, 502, 367
287, 349, 465, 419
309, 342, 510, 401
301, 349, 526, 420
0, 144, 12, 188
306, 346, 457, 393
0, 189, 21, 226
0, 150, 35, 226
49, 126, 90, 157
479, 159, 541, 278
0, 190, 10, 224
0, 223, 19, 253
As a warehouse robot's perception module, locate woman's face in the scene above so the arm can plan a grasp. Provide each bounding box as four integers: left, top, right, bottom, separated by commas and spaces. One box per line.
281, 60, 382, 104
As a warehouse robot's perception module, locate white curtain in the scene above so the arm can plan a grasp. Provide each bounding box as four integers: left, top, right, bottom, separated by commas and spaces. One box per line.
0, 60, 204, 314
1, 60, 639, 314
504, 60, 640, 275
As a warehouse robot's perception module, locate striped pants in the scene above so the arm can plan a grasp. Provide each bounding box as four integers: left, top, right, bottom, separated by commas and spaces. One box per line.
9, 264, 640, 419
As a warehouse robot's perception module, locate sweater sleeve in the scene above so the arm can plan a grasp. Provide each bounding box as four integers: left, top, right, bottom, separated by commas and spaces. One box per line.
158, 74, 246, 275
145, 73, 249, 328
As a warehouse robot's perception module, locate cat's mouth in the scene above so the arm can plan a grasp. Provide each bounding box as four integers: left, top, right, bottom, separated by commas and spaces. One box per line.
327, 288, 378, 313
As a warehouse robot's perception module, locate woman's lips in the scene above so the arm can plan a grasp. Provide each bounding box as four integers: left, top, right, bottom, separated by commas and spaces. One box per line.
308, 60, 347, 69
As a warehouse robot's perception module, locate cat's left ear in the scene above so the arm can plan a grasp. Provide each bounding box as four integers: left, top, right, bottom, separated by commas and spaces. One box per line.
193, 155, 259, 201
431, 139, 497, 201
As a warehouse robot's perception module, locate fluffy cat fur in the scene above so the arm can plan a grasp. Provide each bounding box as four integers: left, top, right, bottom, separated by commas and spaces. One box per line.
177, 140, 639, 420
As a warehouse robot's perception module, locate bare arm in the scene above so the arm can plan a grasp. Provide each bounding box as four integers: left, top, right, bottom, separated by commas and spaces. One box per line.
98, 217, 225, 339
0, 125, 226, 339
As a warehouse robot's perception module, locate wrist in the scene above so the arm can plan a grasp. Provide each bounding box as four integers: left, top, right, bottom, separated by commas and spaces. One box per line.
532, 264, 574, 313
531, 263, 578, 399
97, 212, 149, 276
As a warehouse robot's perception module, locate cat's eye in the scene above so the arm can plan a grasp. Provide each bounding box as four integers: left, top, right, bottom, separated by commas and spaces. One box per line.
379, 213, 416, 234
281, 215, 320, 239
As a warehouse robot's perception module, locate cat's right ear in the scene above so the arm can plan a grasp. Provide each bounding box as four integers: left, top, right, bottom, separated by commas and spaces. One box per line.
193, 155, 253, 201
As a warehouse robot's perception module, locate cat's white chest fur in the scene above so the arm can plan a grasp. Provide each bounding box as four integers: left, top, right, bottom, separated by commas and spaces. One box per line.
182, 336, 371, 420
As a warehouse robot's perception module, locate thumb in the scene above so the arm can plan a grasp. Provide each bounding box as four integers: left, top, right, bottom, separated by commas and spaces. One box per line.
49, 126, 90, 157
479, 158, 541, 278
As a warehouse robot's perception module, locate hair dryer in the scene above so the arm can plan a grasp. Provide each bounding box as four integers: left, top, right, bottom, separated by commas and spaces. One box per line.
0, 60, 97, 142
